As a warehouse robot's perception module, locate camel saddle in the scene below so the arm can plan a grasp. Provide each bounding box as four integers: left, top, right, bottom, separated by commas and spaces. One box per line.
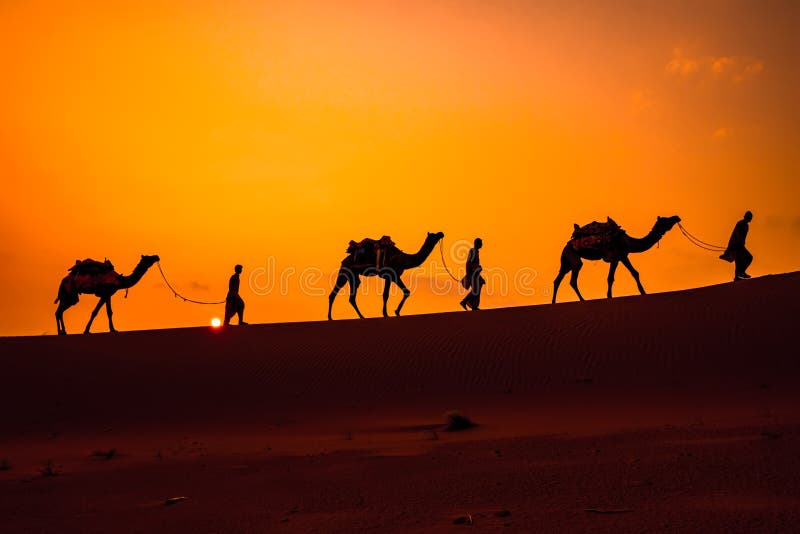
569, 218, 624, 259
68, 258, 115, 275
347, 236, 396, 268
64, 259, 119, 293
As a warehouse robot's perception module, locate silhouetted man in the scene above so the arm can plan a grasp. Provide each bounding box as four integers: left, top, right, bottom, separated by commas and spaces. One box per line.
720, 211, 753, 280
460, 238, 485, 311
224, 264, 248, 325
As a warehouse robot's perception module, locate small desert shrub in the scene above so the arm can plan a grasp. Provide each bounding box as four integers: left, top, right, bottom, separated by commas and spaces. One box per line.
444, 411, 476, 431
92, 448, 117, 460
40, 460, 59, 477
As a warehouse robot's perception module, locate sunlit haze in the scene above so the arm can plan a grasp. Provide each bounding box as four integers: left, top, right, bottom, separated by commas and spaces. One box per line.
1, 0, 798, 335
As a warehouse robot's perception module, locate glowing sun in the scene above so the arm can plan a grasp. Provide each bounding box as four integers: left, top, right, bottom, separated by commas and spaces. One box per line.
211, 317, 222, 328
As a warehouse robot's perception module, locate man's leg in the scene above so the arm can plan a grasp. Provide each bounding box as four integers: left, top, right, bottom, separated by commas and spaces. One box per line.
237, 296, 247, 325
735, 247, 753, 278
472, 278, 484, 310
459, 290, 470, 310
224, 299, 234, 325
740, 248, 753, 274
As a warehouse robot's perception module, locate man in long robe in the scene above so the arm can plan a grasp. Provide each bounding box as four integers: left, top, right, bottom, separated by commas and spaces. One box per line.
224, 264, 248, 325
720, 211, 753, 280
460, 238, 485, 311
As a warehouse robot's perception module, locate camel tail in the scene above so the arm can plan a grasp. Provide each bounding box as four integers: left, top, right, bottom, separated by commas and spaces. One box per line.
54, 295, 60, 304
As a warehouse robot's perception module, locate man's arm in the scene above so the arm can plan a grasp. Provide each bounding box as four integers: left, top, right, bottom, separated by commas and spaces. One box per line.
729, 221, 748, 249
466, 249, 481, 277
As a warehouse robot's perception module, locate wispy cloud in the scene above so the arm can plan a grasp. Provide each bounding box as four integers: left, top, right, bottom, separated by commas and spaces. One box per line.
630, 89, 657, 115
666, 48, 764, 84
712, 127, 732, 140
765, 215, 800, 235
665, 50, 701, 77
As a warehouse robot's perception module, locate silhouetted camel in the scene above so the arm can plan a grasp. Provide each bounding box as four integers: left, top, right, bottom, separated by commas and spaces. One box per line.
552, 216, 680, 303
328, 232, 444, 320
54, 254, 160, 334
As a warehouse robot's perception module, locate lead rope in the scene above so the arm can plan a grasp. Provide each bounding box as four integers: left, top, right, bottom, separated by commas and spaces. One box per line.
677, 222, 727, 252
439, 240, 461, 282
156, 262, 226, 305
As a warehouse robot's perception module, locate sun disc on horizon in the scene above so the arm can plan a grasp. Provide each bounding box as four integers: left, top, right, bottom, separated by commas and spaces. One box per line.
211, 317, 221, 328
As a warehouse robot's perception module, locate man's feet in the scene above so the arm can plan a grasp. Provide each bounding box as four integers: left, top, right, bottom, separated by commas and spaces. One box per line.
239, 321, 249, 325
735, 272, 751, 280
459, 300, 469, 311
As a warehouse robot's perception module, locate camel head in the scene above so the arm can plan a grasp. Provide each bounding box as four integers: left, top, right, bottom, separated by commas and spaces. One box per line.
655, 215, 681, 234
141, 254, 160, 267
427, 232, 445, 245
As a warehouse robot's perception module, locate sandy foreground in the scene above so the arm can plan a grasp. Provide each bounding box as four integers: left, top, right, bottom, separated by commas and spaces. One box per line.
2, 273, 799, 532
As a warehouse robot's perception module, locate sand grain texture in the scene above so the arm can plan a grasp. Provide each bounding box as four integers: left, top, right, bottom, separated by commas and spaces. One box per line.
1, 273, 799, 532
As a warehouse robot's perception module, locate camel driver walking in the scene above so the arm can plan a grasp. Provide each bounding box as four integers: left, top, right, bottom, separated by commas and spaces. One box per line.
224, 264, 248, 325
460, 238, 485, 311
720, 211, 754, 281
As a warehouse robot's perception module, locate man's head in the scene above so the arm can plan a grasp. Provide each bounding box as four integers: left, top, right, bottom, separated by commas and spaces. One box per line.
474, 238, 483, 249
744, 211, 753, 223
234, 264, 243, 274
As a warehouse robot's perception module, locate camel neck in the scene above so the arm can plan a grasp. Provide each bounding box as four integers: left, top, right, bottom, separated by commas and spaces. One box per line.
626, 224, 665, 253
118, 259, 153, 289
406, 237, 438, 268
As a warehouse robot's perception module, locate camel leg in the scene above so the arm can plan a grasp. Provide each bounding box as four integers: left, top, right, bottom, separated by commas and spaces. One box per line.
620, 256, 646, 295
607, 260, 619, 298
553, 268, 569, 304
569, 261, 585, 301
554, 245, 581, 304
394, 278, 411, 316
328, 269, 349, 320
84, 297, 107, 334
55, 290, 77, 335
105, 297, 117, 333
347, 274, 365, 319
381, 277, 392, 318
55, 303, 67, 335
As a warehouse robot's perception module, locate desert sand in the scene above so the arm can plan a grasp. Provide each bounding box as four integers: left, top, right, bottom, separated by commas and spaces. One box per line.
2, 272, 800, 532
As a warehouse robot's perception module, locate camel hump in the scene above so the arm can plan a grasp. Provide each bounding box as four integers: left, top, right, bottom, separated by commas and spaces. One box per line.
572, 220, 622, 238
346, 236, 395, 254
570, 219, 625, 253
68, 258, 115, 275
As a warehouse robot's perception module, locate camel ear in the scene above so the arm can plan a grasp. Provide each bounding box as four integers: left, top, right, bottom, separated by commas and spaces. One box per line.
573, 223, 580, 231
607, 217, 617, 226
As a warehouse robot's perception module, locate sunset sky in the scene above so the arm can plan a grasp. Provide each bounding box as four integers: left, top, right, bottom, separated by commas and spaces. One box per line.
1, 0, 798, 336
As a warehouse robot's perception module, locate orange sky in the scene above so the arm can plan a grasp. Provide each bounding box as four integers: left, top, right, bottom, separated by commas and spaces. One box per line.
1, 0, 798, 336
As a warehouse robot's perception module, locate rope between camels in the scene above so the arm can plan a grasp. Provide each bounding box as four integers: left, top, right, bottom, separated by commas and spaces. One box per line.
156, 262, 226, 305
439, 240, 462, 282
677, 222, 727, 252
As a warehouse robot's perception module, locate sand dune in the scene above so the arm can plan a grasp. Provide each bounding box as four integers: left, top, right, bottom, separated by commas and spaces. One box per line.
2, 273, 799, 532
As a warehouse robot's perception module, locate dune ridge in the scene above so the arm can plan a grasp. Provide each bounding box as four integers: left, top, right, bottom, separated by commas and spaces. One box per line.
1, 272, 797, 432
2, 273, 800, 533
